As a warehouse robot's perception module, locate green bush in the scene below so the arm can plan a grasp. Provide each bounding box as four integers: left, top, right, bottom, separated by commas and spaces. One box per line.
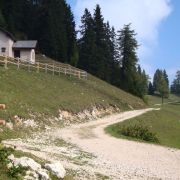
0, 146, 26, 179
8, 165, 26, 179
119, 125, 159, 143
0, 146, 14, 165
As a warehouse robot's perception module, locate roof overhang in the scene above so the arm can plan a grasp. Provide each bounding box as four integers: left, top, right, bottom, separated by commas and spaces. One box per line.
12, 40, 37, 49
0, 27, 16, 41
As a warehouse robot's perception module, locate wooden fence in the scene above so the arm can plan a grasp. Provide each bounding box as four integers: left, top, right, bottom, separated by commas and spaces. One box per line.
0, 55, 87, 79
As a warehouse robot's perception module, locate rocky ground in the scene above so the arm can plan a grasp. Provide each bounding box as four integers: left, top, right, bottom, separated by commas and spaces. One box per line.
3, 108, 180, 179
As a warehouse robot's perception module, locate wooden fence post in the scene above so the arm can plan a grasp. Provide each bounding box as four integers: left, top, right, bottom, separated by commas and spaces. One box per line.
53, 64, 54, 75
59, 67, 60, 76
37, 62, 39, 73
69, 67, 71, 77
45, 64, 47, 73
17, 58, 20, 70
0, 55, 88, 80
4, 56, 7, 69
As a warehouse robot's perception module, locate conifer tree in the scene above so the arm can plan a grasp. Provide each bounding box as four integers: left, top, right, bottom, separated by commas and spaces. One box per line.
78, 8, 96, 71
0, 10, 6, 27
65, 4, 77, 63
148, 82, 154, 95
171, 70, 180, 94
157, 76, 169, 104
117, 24, 139, 95
163, 70, 169, 87
153, 69, 162, 92
93, 4, 108, 79
153, 69, 169, 99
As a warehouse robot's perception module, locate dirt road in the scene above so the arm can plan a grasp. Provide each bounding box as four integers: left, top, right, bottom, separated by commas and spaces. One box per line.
3, 109, 180, 179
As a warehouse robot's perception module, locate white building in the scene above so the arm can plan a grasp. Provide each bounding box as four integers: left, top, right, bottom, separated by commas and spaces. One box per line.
0, 27, 37, 63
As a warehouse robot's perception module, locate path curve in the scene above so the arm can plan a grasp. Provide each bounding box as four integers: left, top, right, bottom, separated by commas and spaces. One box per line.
53, 108, 180, 179
3, 108, 180, 179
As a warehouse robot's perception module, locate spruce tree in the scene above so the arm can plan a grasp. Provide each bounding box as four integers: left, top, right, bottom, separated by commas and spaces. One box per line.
153, 69, 169, 98
163, 70, 169, 87
78, 8, 96, 71
93, 4, 107, 79
0, 10, 6, 27
65, 4, 77, 63
117, 24, 139, 95
153, 69, 162, 92
148, 82, 154, 95
157, 76, 169, 104
171, 71, 180, 94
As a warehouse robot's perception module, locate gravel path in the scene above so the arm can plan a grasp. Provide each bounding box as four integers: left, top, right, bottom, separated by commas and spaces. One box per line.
3, 108, 180, 179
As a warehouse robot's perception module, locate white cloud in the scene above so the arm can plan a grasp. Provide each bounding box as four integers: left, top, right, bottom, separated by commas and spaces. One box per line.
73, 0, 172, 73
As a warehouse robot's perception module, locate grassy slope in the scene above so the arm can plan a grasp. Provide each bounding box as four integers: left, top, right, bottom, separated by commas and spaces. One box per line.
106, 95, 180, 149
0, 60, 145, 179
0, 63, 145, 122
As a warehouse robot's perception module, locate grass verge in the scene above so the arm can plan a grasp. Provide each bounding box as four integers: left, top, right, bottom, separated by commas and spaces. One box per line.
106, 97, 180, 149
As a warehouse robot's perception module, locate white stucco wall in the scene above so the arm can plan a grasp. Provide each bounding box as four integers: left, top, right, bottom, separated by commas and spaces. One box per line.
30, 49, 35, 64
19, 50, 31, 62
19, 49, 35, 63
0, 30, 14, 57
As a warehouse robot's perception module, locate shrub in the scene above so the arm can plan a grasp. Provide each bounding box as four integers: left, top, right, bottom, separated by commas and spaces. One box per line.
8, 165, 26, 178
0, 146, 26, 179
119, 124, 159, 143
0, 146, 14, 165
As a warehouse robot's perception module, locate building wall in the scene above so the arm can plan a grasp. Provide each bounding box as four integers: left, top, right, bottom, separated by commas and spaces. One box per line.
30, 49, 35, 64
20, 50, 31, 62
19, 49, 35, 63
0, 31, 14, 57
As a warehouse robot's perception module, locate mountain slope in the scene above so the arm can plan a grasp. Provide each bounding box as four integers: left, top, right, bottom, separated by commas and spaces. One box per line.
0, 63, 145, 122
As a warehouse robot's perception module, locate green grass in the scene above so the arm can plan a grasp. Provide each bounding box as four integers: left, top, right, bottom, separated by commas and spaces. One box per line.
106, 96, 180, 149
147, 94, 180, 106
0, 64, 144, 121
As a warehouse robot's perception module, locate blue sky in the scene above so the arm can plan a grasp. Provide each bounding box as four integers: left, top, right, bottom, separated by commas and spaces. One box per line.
67, 0, 179, 83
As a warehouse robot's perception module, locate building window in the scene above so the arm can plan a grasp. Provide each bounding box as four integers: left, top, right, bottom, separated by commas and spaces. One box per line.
1, 47, 6, 53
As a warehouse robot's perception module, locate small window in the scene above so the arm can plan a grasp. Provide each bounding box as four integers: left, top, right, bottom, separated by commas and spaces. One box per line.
1, 47, 6, 53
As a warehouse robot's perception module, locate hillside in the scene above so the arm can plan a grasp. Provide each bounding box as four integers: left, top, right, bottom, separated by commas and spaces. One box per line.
0, 62, 145, 126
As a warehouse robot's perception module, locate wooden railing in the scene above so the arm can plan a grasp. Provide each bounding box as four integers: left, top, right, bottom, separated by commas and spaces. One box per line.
0, 55, 87, 79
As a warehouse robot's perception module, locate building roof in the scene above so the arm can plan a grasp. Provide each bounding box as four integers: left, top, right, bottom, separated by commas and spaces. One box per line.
0, 27, 16, 41
12, 40, 37, 49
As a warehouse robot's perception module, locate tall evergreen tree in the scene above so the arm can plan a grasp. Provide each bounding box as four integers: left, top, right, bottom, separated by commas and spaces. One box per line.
109, 26, 121, 85
93, 4, 108, 80
78, 8, 96, 71
0, 9, 6, 27
148, 82, 154, 95
153, 69, 162, 92
157, 76, 169, 104
153, 69, 169, 98
163, 70, 169, 87
65, 4, 77, 63
171, 70, 180, 94
117, 24, 139, 95
78, 4, 114, 82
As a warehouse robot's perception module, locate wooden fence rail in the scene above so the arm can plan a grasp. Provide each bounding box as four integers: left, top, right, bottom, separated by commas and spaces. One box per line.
0, 55, 87, 79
